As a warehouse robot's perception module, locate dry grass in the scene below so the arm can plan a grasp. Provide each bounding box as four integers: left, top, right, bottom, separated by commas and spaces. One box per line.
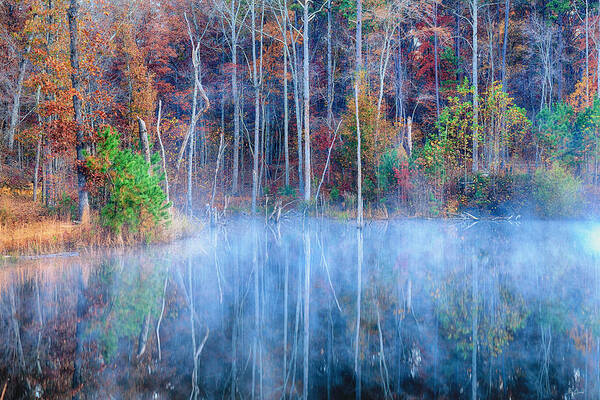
0, 191, 95, 255
0, 191, 196, 256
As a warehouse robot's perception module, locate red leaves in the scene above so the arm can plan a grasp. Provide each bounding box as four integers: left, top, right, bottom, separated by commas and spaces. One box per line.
394, 161, 414, 202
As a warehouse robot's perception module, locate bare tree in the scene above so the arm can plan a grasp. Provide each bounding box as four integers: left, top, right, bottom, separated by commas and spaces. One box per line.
6, 39, 31, 151
526, 15, 559, 111
434, 1, 441, 120
303, 0, 311, 202
356, 0, 364, 226
156, 100, 170, 202
218, 0, 245, 193
250, 0, 264, 213
501, 0, 510, 89
586, 0, 590, 104
33, 86, 42, 202
469, 0, 480, 172
180, 11, 211, 215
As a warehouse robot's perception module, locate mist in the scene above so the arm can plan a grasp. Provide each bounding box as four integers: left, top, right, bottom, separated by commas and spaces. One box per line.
1, 218, 600, 399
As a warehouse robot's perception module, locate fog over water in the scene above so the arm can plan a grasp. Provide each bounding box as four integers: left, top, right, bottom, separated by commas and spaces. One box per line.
1, 218, 600, 399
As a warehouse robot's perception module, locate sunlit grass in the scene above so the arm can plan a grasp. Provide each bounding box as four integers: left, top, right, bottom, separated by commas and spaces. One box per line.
0, 191, 195, 256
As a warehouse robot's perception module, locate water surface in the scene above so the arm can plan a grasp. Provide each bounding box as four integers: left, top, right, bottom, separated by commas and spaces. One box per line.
1, 218, 599, 399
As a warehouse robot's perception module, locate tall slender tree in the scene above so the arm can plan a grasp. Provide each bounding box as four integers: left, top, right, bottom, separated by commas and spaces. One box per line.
355, 0, 363, 226
303, 0, 311, 201
67, 0, 90, 224
470, 0, 479, 172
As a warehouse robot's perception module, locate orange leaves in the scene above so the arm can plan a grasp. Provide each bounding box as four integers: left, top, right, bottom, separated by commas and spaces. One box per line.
568, 76, 597, 113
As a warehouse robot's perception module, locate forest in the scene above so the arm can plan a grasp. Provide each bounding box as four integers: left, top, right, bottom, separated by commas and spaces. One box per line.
4, 2, 600, 399
1, 0, 600, 245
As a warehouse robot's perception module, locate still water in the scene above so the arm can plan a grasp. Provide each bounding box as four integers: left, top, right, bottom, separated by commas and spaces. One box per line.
1, 218, 600, 399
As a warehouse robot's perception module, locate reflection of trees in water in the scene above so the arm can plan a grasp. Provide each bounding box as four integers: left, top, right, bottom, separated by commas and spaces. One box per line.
433, 245, 527, 399
1, 221, 600, 399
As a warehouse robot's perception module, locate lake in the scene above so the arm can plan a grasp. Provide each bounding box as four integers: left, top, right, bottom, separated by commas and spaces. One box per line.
1, 218, 599, 399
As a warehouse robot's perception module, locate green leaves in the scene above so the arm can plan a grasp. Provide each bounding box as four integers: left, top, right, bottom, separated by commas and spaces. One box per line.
87, 127, 171, 237
533, 163, 583, 218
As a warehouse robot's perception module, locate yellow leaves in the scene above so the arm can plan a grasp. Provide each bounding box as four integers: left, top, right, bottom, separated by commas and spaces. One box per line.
568, 76, 597, 113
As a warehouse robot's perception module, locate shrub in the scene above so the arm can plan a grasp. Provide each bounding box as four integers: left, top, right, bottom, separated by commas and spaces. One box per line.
377, 149, 401, 193
47, 193, 78, 220
278, 185, 297, 198
87, 127, 170, 237
533, 164, 582, 218
329, 186, 340, 202
338, 77, 397, 200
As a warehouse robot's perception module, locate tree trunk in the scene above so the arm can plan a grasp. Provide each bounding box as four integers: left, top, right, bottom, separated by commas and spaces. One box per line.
7, 42, 31, 151
501, 0, 510, 90
137, 117, 151, 165
156, 100, 170, 202
187, 122, 194, 216
231, 12, 241, 194
327, 0, 333, 135
434, 2, 440, 120
597, 0, 600, 98
472, 0, 479, 173
68, 0, 90, 224
284, 13, 290, 187
303, 0, 311, 201
406, 116, 413, 157
287, 12, 303, 194
586, 0, 590, 104
251, 0, 261, 213
33, 86, 42, 203
355, 0, 363, 226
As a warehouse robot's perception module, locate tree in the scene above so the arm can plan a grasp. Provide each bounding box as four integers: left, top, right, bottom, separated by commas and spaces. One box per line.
303, 0, 311, 202
356, 0, 363, 226
218, 0, 244, 193
469, 0, 480, 172
87, 127, 170, 238
67, 0, 90, 224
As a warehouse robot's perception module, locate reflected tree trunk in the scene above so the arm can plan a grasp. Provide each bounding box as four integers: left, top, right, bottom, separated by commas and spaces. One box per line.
471, 251, 478, 400
8, 286, 25, 373
252, 225, 261, 399
72, 269, 87, 400
283, 237, 289, 399
156, 270, 169, 361
35, 275, 44, 375
231, 239, 240, 400
376, 304, 391, 399
188, 257, 210, 400
303, 228, 311, 399
136, 310, 151, 359
355, 229, 363, 400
